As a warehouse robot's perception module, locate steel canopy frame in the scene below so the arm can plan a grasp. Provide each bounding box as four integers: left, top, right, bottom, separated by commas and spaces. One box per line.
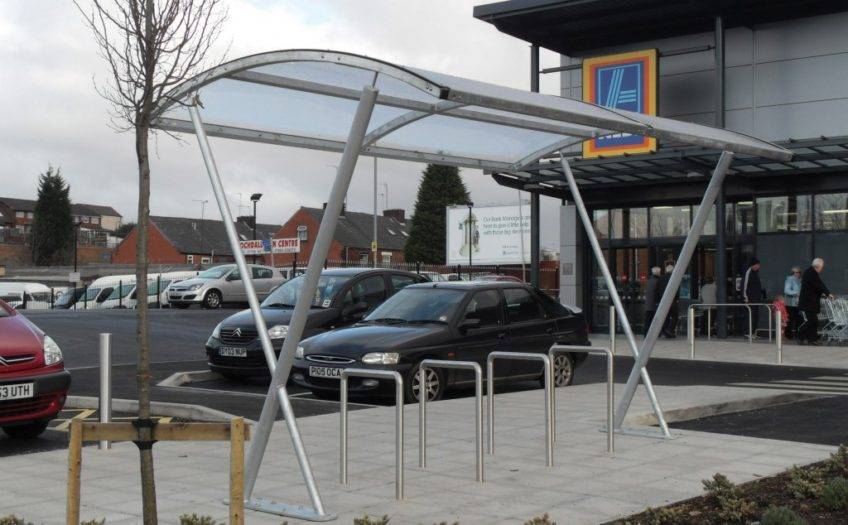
152, 49, 792, 521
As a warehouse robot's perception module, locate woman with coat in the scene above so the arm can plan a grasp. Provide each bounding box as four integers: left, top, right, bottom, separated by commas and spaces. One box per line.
783, 266, 802, 339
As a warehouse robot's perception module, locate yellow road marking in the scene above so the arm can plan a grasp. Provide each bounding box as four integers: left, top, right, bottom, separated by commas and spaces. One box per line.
54, 409, 96, 431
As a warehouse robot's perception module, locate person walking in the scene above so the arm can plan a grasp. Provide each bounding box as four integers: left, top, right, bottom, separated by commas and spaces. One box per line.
743, 258, 764, 339
660, 262, 678, 338
699, 276, 717, 335
798, 258, 835, 345
644, 266, 661, 336
783, 266, 802, 339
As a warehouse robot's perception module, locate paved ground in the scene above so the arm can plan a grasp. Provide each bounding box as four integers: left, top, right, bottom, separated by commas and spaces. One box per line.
0, 382, 835, 524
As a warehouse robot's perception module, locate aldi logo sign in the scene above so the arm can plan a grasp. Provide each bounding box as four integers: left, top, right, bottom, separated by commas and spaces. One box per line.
583, 49, 658, 158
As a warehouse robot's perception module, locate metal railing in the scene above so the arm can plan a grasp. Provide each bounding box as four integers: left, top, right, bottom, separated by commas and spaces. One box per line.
688, 303, 782, 363
548, 345, 614, 453
486, 351, 552, 467
98, 333, 112, 450
609, 305, 616, 356
340, 368, 404, 500
418, 360, 483, 482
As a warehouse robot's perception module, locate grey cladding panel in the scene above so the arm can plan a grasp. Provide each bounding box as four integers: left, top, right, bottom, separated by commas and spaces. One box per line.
756, 12, 848, 63
755, 53, 848, 107
755, 99, 848, 141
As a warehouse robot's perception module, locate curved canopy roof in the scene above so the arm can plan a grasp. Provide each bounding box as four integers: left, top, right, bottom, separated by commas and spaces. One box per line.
153, 49, 792, 171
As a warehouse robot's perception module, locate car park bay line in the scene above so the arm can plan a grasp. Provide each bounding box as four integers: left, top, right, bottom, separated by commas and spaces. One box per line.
52, 409, 96, 431
160, 381, 380, 408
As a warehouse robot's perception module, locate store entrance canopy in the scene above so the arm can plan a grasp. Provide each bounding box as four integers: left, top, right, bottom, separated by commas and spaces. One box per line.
152, 49, 792, 521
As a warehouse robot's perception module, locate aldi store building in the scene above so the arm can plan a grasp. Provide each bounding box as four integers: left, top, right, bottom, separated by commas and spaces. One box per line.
475, 0, 848, 334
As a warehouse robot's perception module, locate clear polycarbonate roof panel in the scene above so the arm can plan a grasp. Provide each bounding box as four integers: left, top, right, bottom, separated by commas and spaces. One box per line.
152, 50, 793, 167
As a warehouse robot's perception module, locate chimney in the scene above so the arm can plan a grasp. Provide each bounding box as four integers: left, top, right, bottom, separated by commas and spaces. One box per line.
383, 208, 405, 223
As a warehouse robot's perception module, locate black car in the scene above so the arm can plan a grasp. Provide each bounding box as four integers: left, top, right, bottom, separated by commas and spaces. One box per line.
205, 267, 429, 378
291, 281, 589, 402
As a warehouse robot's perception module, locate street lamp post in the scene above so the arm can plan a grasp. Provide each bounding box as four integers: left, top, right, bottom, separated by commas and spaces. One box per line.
467, 202, 474, 279
250, 193, 263, 264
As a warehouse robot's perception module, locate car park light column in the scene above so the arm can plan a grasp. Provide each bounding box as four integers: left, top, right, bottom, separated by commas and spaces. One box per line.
560, 154, 671, 437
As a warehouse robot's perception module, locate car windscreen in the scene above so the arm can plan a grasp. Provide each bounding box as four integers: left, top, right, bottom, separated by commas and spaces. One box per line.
107, 283, 136, 300
55, 289, 78, 306
364, 288, 466, 324
83, 287, 102, 301
147, 280, 171, 295
261, 275, 351, 308
197, 266, 232, 279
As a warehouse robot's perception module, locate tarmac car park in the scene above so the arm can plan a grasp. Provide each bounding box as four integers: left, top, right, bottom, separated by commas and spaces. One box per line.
205, 267, 429, 378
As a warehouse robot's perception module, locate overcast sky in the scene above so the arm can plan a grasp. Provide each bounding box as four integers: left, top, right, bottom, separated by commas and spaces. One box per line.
0, 1, 565, 249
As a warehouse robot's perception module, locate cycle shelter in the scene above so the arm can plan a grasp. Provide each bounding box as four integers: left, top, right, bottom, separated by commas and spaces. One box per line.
151, 49, 793, 520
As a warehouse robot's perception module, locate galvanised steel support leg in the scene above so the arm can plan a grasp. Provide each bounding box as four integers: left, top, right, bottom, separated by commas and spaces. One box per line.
246, 86, 377, 520
560, 155, 670, 437
189, 99, 335, 521
615, 151, 735, 429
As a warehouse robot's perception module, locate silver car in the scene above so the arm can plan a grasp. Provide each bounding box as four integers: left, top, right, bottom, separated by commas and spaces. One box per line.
168, 264, 286, 309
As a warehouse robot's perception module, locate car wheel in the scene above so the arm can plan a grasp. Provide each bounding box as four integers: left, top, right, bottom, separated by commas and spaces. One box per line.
203, 290, 222, 309
2, 420, 49, 439
407, 361, 445, 403
549, 353, 575, 388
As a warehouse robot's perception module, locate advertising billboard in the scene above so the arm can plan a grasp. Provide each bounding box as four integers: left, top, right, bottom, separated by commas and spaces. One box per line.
582, 48, 658, 158
239, 238, 300, 255
446, 204, 529, 265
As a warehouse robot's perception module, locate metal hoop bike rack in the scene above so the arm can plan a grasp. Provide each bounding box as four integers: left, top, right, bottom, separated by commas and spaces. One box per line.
548, 345, 614, 453
418, 360, 484, 482
688, 303, 782, 362
340, 369, 404, 500
486, 351, 553, 467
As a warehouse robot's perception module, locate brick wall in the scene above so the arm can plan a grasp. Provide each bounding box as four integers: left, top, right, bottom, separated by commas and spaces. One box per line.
0, 243, 111, 266
262, 208, 345, 266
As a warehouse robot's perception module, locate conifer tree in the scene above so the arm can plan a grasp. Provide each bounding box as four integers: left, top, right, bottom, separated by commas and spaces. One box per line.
405, 164, 470, 264
31, 166, 73, 266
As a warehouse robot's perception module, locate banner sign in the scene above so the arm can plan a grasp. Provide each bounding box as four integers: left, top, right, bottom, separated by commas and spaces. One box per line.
582, 49, 658, 158
239, 238, 300, 255
446, 204, 530, 265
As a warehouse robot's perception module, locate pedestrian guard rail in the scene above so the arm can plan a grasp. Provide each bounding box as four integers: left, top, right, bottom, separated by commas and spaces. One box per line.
687, 303, 782, 363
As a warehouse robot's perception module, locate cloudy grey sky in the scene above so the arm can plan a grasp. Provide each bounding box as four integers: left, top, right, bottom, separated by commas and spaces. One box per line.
0, 1, 565, 249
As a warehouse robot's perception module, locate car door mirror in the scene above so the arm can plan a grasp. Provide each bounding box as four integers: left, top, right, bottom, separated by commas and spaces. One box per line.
459, 317, 482, 332
343, 301, 369, 320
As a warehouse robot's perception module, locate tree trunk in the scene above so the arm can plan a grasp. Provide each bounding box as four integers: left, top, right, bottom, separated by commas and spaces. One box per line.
135, 122, 157, 523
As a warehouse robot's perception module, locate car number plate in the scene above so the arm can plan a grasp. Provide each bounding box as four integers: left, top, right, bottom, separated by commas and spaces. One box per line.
219, 347, 247, 358
0, 383, 34, 401
309, 366, 342, 379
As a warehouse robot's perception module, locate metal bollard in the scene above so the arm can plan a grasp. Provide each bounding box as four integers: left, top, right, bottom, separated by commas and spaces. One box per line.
609, 305, 616, 356
776, 309, 783, 364
688, 307, 696, 359
99, 333, 112, 450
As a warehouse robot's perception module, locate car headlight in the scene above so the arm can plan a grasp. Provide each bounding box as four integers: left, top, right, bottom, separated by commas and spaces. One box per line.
362, 352, 400, 365
268, 325, 289, 339
187, 283, 203, 291
212, 322, 222, 339
295, 345, 304, 359
43, 335, 63, 366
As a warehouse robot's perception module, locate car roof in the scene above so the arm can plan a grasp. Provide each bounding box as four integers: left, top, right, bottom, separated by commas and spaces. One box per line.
319, 267, 417, 277
404, 281, 532, 291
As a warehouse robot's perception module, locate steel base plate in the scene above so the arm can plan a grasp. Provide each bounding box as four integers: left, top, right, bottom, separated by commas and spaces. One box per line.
244, 498, 337, 521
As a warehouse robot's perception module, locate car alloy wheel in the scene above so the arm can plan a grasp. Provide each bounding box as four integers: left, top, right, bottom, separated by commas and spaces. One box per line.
204, 290, 221, 309
551, 353, 574, 387
410, 364, 442, 402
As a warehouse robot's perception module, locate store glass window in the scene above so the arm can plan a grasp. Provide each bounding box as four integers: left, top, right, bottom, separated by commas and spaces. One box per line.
629, 208, 647, 239
650, 205, 690, 237
815, 193, 848, 231
756, 195, 812, 232
735, 201, 754, 236
610, 209, 624, 239
692, 205, 716, 235
593, 209, 609, 239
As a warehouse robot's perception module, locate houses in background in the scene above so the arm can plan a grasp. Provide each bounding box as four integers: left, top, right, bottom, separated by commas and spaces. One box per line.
113, 215, 279, 265
268, 205, 409, 266
0, 196, 123, 235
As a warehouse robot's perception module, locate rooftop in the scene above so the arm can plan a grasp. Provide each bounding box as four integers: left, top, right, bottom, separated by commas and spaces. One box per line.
299, 206, 409, 251
150, 215, 279, 256
473, 0, 848, 56
0, 196, 122, 218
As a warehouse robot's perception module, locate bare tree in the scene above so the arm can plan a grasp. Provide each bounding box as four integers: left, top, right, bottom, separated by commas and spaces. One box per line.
75, 1, 226, 522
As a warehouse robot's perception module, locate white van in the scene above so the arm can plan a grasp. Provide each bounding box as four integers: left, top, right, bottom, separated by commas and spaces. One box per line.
71, 275, 128, 309
0, 282, 54, 310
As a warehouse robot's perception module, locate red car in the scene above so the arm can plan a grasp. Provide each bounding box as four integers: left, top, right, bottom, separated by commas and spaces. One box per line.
0, 299, 70, 438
